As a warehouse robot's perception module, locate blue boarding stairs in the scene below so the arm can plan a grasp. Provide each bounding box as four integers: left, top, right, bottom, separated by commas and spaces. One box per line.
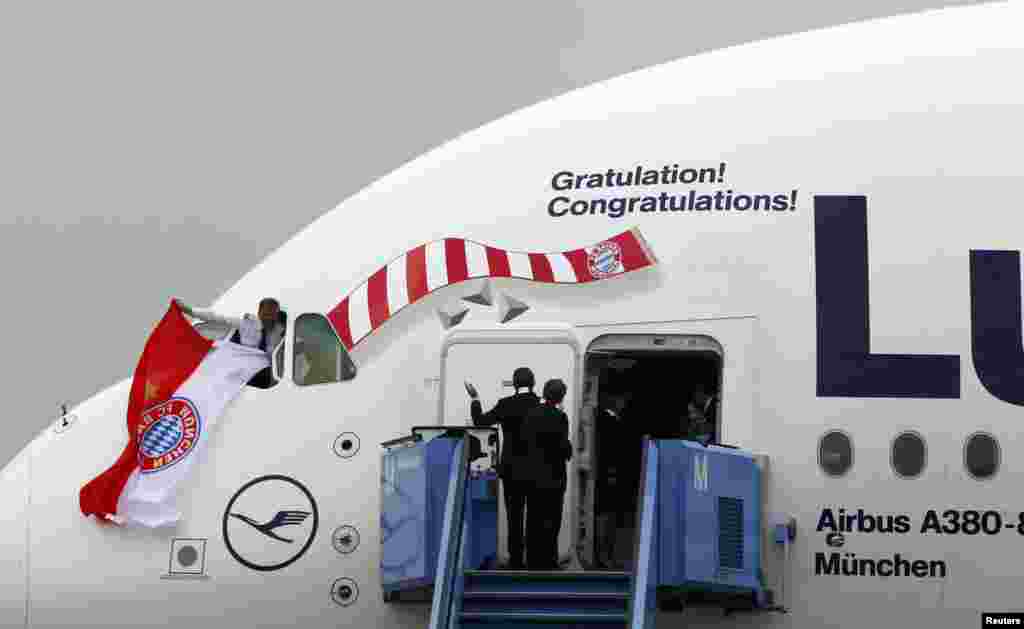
380, 427, 784, 628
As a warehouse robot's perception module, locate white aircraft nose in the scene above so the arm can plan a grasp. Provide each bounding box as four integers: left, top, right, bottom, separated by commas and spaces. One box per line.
0, 447, 29, 625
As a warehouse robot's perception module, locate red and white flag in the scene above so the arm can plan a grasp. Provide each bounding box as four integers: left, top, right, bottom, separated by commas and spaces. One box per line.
327, 228, 657, 350
80, 300, 269, 527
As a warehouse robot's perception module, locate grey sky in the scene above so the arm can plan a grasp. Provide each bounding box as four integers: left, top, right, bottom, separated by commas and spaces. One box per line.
0, 0, 986, 466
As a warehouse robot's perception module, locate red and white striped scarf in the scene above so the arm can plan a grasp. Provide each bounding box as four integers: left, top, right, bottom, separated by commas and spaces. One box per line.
327, 228, 657, 350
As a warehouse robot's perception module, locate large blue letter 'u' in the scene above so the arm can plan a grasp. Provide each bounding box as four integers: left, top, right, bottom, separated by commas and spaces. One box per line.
970, 251, 1024, 407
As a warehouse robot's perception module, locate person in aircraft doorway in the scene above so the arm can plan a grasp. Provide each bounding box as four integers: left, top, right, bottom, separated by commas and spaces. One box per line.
686, 383, 717, 445
176, 297, 286, 387
521, 378, 573, 571
594, 392, 630, 569
693, 383, 717, 424
465, 367, 540, 571
684, 403, 712, 445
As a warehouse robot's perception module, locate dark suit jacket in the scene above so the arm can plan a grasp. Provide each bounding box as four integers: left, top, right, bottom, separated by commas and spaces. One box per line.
470, 392, 540, 480
595, 408, 626, 477
701, 397, 717, 427
520, 403, 573, 491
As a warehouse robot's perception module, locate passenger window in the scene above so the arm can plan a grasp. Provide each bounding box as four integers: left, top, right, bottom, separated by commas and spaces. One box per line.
964, 432, 999, 480
891, 432, 926, 479
293, 313, 356, 386
819, 430, 853, 477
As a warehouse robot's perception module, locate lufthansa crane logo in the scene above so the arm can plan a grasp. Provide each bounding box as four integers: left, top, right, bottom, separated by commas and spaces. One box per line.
694, 452, 709, 492
228, 510, 312, 543
222, 475, 319, 572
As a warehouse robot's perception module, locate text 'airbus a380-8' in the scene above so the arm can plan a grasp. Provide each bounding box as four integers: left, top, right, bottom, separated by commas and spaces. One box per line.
3, 2, 1023, 628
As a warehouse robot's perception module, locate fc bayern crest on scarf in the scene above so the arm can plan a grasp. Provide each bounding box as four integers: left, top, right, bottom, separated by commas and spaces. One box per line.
138, 398, 202, 474
587, 240, 624, 278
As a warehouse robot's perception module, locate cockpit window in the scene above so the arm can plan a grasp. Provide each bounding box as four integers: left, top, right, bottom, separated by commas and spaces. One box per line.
293, 313, 356, 386
197, 316, 283, 390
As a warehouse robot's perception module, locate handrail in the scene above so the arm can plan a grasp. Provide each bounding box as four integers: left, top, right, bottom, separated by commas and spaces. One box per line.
450, 509, 471, 628
379, 433, 422, 449
411, 425, 497, 441
627, 438, 659, 629
413, 426, 499, 468
428, 436, 470, 629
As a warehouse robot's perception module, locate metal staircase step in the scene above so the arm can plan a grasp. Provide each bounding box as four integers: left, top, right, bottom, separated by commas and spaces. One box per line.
462, 597, 627, 614
459, 610, 628, 624
458, 570, 633, 625
466, 570, 630, 580
463, 591, 629, 601
464, 570, 633, 596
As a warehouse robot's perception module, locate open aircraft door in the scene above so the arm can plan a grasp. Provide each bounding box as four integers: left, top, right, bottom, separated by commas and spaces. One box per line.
571, 317, 760, 568
573, 317, 758, 448
438, 325, 582, 568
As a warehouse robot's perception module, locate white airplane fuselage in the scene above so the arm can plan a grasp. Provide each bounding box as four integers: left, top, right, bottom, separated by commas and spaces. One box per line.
3, 3, 1024, 627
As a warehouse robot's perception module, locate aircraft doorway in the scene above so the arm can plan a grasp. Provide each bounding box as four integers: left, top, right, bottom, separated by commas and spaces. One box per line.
576, 334, 723, 571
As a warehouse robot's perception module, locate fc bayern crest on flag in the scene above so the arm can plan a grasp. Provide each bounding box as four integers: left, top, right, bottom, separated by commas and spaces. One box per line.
587, 240, 624, 279
138, 398, 202, 474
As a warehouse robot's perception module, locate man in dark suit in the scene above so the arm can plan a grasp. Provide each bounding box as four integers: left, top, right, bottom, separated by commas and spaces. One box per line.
689, 383, 718, 444
595, 392, 629, 569
465, 367, 540, 570
521, 379, 573, 571
693, 383, 717, 423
